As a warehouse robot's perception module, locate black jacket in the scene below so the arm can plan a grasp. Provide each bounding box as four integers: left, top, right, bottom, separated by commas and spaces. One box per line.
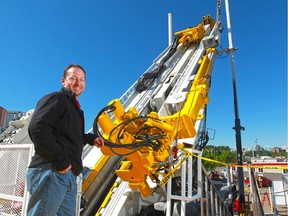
28, 87, 97, 175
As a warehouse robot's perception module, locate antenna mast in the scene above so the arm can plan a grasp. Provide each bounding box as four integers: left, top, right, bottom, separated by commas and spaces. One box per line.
224, 0, 246, 209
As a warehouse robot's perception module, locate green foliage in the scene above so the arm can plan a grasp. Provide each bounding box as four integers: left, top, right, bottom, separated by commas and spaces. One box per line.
243, 149, 287, 161
202, 145, 237, 171
271, 151, 288, 159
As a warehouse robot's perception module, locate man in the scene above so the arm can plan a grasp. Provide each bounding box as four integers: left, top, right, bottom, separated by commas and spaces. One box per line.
26, 64, 104, 215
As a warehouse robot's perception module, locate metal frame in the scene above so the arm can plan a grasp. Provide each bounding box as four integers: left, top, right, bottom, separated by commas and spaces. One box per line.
166, 148, 203, 216
0, 144, 34, 216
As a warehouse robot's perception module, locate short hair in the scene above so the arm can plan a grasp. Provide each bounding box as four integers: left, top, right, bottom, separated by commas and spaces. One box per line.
63, 64, 86, 78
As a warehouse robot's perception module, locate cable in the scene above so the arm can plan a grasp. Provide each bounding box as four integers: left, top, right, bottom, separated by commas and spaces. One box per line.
93, 106, 167, 156
135, 35, 180, 92
216, 45, 229, 59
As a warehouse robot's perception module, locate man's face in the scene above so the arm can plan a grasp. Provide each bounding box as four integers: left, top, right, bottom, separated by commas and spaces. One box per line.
61, 67, 86, 98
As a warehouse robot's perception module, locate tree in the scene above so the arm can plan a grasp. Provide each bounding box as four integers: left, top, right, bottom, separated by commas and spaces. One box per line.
202, 145, 237, 171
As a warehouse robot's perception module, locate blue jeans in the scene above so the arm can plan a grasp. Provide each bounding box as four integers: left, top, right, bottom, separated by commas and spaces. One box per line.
26, 166, 77, 216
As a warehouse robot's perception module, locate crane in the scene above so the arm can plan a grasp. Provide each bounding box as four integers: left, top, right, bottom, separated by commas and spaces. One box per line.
80, 1, 235, 214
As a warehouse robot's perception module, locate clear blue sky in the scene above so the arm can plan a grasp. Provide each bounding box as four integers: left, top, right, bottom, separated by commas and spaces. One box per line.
0, 0, 287, 149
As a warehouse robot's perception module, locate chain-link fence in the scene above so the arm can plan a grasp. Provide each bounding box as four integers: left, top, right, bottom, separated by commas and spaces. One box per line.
0, 144, 33, 216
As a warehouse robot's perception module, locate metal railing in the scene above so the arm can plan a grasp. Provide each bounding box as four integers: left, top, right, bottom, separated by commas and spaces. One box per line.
0, 144, 34, 216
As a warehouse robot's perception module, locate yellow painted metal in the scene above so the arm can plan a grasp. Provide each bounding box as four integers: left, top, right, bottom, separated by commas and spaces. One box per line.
82, 155, 110, 193
174, 15, 215, 45
97, 112, 114, 135
97, 50, 215, 197
160, 49, 215, 139
97, 17, 216, 197
95, 180, 120, 216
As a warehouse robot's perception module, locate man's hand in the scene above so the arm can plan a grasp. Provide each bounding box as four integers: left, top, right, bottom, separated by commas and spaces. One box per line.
94, 137, 104, 148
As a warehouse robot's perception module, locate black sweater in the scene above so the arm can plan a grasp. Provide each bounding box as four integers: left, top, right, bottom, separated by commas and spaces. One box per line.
28, 88, 97, 175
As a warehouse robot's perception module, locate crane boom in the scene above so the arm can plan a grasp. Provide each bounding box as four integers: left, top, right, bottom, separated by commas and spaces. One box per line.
93, 15, 221, 198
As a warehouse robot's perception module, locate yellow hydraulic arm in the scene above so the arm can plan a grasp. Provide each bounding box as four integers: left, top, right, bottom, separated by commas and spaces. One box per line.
94, 16, 217, 197
175, 15, 215, 45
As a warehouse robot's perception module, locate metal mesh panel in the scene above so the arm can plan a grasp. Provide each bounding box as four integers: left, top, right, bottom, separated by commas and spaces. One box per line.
0, 144, 33, 216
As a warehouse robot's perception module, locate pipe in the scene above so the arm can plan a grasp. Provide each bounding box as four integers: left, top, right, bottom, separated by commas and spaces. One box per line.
168, 13, 173, 46
224, 0, 246, 209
